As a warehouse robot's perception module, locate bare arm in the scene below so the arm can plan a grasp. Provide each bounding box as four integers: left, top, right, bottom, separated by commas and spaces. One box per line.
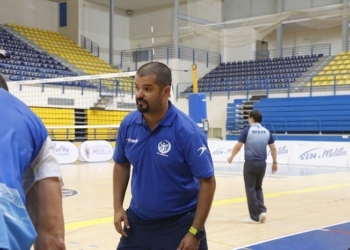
113, 162, 131, 236
177, 175, 216, 249
227, 142, 244, 163
191, 175, 216, 230
26, 177, 65, 250
268, 143, 278, 173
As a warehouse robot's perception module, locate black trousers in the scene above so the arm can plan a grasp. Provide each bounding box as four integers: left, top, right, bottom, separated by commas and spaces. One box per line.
244, 160, 267, 221
117, 208, 208, 250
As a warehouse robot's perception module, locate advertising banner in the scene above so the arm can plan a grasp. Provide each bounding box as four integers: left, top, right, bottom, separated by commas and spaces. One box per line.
52, 141, 79, 164
292, 141, 349, 167
79, 140, 114, 162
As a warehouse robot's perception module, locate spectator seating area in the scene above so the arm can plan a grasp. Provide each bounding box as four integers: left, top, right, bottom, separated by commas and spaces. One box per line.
30, 107, 75, 140
185, 54, 323, 93
8, 23, 117, 75
254, 95, 350, 133
308, 51, 350, 86
0, 27, 77, 81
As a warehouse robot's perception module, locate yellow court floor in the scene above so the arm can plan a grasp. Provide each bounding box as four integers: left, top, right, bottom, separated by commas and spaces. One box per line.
61, 162, 350, 250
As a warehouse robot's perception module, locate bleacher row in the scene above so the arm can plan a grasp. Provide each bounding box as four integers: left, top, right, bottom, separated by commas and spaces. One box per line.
0, 27, 77, 81
30, 107, 129, 141
185, 54, 324, 93
254, 96, 350, 133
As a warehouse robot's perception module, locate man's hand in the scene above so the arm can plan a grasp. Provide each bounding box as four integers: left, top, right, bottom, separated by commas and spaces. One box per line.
177, 233, 200, 250
272, 163, 278, 174
114, 208, 130, 237
227, 156, 233, 163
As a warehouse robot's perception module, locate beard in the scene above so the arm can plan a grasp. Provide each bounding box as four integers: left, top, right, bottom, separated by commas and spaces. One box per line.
136, 98, 150, 113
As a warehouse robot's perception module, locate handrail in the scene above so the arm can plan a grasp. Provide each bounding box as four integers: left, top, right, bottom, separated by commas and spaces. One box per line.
254, 43, 331, 59
301, 118, 322, 134
80, 34, 99, 57
120, 45, 221, 70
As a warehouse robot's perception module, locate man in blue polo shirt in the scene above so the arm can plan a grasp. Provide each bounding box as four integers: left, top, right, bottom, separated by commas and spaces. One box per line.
0, 74, 65, 250
113, 62, 216, 249
227, 110, 277, 224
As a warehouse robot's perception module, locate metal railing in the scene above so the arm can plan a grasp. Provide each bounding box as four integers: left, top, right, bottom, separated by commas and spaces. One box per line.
177, 76, 350, 101
254, 44, 331, 59
120, 45, 221, 70
80, 35, 99, 57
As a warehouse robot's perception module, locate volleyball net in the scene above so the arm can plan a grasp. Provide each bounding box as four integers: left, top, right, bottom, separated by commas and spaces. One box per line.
8, 72, 137, 141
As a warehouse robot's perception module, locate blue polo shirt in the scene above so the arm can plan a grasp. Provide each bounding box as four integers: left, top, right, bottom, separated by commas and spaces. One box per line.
239, 123, 274, 161
114, 101, 214, 220
0, 89, 48, 250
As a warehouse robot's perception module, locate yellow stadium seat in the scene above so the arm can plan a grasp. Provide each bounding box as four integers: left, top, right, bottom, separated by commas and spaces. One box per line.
324, 66, 332, 71
334, 56, 342, 61
336, 75, 344, 80
341, 70, 349, 74
331, 66, 339, 70
321, 81, 329, 86
337, 80, 346, 85
340, 51, 347, 55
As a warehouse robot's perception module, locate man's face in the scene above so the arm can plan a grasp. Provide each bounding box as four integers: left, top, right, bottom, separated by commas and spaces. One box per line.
134, 75, 168, 114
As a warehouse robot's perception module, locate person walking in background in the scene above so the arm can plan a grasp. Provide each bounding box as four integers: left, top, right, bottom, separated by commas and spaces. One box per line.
227, 110, 277, 224
113, 62, 216, 250
0, 74, 65, 250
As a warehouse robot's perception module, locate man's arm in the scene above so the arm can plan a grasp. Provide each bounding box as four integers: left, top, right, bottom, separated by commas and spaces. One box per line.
177, 175, 216, 250
227, 142, 244, 163
26, 177, 65, 250
191, 175, 216, 230
268, 143, 278, 173
113, 162, 131, 237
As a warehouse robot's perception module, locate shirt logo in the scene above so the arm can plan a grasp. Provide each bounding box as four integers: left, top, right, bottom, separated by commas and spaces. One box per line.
157, 140, 171, 157
197, 144, 208, 156
127, 138, 138, 143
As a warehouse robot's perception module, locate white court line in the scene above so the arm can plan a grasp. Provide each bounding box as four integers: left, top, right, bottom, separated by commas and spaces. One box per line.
231, 220, 350, 250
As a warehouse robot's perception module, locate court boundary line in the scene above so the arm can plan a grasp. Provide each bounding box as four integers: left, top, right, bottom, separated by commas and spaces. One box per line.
231, 220, 350, 250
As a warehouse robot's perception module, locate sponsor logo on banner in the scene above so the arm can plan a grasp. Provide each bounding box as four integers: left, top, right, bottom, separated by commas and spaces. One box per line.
79, 141, 114, 162
299, 147, 347, 160
211, 147, 232, 156
268, 146, 289, 156
52, 141, 79, 164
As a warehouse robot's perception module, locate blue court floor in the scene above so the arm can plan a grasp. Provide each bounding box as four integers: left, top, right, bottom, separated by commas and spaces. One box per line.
235, 222, 350, 250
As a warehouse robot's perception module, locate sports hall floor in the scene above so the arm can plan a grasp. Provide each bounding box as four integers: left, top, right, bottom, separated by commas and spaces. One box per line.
62, 161, 350, 250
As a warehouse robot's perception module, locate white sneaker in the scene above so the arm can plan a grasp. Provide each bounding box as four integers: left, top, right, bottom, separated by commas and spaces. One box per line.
243, 217, 260, 224
259, 212, 267, 223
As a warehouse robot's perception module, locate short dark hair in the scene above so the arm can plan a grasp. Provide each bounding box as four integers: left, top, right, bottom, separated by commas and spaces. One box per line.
136, 62, 172, 88
0, 74, 9, 92
249, 110, 262, 123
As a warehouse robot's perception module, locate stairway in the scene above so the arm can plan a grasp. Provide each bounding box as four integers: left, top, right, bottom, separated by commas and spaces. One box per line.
226, 95, 267, 135
91, 95, 114, 110
74, 109, 87, 141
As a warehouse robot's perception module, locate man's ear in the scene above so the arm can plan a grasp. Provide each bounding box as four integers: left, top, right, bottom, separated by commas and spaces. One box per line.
163, 86, 171, 98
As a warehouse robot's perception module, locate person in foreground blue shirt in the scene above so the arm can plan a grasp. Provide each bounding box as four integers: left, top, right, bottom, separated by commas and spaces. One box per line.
227, 110, 277, 224
113, 62, 216, 250
0, 74, 65, 250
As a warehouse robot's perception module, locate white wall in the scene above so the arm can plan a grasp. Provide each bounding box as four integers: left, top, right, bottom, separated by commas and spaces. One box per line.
0, 0, 58, 31
264, 26, 342, 56
79, 0, 130, 66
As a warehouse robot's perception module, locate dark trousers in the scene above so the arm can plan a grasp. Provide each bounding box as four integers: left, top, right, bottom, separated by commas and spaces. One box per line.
244, 160, 267, 221
117, 208, 208, 250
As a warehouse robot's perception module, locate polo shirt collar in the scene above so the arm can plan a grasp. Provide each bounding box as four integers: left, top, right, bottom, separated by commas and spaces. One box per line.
135, 101, 176, 127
